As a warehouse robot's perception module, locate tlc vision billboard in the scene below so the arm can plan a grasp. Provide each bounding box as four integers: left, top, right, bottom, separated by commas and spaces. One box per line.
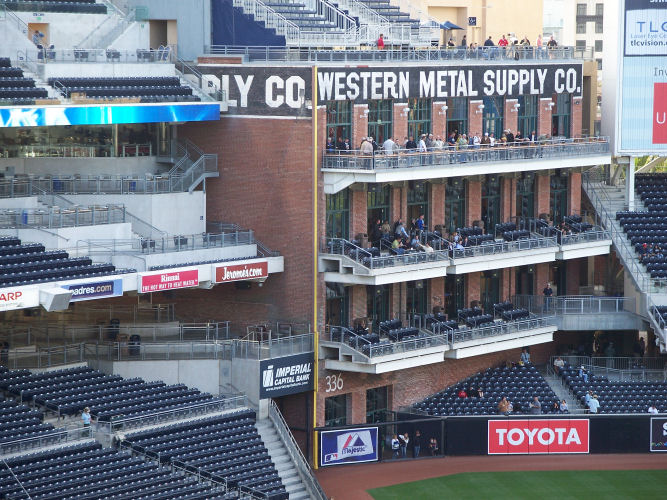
618, 0, 667, 154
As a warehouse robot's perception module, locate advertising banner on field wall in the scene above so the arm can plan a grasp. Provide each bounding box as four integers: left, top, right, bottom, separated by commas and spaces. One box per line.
650, 417, 667, 452
139, 269, 199, 293
259, 352, 314, 399
320, 427, 379, 466
214, 261, 268, 283
214, 63, 581, 116
0, 103, 220, 128
62, 279, 123, 302
0, 287, 39, 311
488, 419, 589, 454
619, 0, 667, 153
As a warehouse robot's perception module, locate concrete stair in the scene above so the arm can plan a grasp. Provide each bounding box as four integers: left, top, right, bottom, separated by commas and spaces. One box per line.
540, 368, 586, 414
255, 419, 310, 500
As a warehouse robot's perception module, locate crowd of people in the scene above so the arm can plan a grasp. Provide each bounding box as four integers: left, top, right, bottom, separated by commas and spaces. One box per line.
326, 129, 550, 156
389, 430, 438, 459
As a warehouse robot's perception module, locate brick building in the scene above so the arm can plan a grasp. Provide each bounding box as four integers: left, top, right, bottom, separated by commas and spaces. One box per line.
181, 55, 614, 446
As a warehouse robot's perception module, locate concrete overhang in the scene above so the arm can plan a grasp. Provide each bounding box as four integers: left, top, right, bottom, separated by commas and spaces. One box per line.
319, 254, 447, 285
445, 327, 556, 359
556, 239, 612, 260
446, 246, 557, 274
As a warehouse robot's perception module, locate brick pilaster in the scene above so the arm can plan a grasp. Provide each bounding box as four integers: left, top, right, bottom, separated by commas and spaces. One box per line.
430, 183, 445, 229
393, 102, 408, 145
504, 98, 518, 135
538, 97, 553, 137
535, 173, 551, 219
429, 277, 445, 313
432, 101, 448, 140
466, 179, 482, 227
571, 96, 583, 138
350, 188, 368, 241
468, 100, 483, 136
465, 272, 481, 309
353, 103, 369, 149
569, 171, 582, 216
350, 285, 367, 322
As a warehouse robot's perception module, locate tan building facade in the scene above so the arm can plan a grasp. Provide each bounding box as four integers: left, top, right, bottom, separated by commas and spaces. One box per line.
421, 0, 544, 46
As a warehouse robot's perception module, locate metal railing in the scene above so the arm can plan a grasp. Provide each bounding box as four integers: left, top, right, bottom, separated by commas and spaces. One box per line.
206, 45, 584, 62
559, 227, 610, 245
27, 47, 173, 64
2, 344, 86, 370
449, 234, 558, 260
0, 3, 29, 37
0, 205, 126, 229
0, 174, 196, 197
268, 400, 327, 500
73, 302, 176, 323
323, 237, 449, 271
512, 295, 636, 316
233, 0, 300, 43
0, 144, 115, 158
325, 316, 554, 360
322, 137, 610, 171
0, 426, 92, 458
99, 395, 248, 434
85, 333, 315, 362
80, 229, 255, 256
551, 355, 666, 372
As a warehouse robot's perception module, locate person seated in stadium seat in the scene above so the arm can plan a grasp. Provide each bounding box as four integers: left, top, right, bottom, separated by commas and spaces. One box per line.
520, 348, 531, 365
392, 238, 406, 255
468, 387, 479, 398
560, 400, 569, 413
529, 396, 542, 414
477, 388, 484, 398
457, 388, 467, 398
551, 401, 560, 414
648, 404, 659, 415
391, 434, 400, 458
584, 390, 593, 410
578, 365, 589, 383
498, 396, 512, 415
553, 356, 565, 374
429, 437, 439, 456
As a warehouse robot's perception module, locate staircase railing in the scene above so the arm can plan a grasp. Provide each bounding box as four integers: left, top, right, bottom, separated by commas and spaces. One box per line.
331, 0, 388, 25
309, 0, 356, 32
166, 139, 218, 193
0, 3, 29, 37
268, 400, 328, 500
77, 6, 136, 49
233, 0, 301, 42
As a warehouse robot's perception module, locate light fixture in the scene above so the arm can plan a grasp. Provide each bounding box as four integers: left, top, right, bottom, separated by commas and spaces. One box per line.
401, 107, 410, 116
512, 103, 520, 112
475, 103, 485, 114
360, 109, 370, 118
438, 104, 448, 115
544, 102, 555, 110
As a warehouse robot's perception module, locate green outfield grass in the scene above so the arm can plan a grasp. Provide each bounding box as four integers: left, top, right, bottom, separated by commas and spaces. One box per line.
368, 469, 667, 500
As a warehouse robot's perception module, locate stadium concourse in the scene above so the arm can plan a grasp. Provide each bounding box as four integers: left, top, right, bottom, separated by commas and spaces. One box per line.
1, 0, 667, 497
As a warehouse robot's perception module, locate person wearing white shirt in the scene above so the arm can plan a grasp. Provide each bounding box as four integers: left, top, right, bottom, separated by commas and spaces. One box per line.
383, 137, 395, 155
418, 134, 427, 152
588, 395, 600, 414
648, 404, 659, 414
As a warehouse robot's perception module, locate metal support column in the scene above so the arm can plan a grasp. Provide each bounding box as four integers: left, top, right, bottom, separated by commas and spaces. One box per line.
626, 156, 635, 210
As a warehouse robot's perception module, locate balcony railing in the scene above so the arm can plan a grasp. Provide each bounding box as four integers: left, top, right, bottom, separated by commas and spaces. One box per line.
0, 205, 126, 229
322, 137, 610, 171
449, 234, 557, 261
325, 315, 554, 360
323, 237, 449, 270
512, 295, 636, 316
559, 227, 610, 245
206, 45, 583, 62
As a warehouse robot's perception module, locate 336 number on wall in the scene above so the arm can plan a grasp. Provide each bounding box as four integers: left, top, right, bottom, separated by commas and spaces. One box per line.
325, 374, 344, 393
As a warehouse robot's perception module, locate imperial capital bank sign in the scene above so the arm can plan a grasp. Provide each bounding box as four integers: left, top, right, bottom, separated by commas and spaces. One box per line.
214, 63, 582, 116
260, 352, 314, 399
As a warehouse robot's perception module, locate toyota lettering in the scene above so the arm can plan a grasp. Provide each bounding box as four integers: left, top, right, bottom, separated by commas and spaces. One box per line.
488, 419, 589, 454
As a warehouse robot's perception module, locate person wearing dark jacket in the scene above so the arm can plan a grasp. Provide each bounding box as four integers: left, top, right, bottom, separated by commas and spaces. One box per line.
413, 430, 423, 458
405, 136, 417, 150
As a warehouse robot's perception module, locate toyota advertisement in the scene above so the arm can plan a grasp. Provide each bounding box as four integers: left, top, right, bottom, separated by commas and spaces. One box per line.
320, 427, 379, 467
139, 269, 199, 293
488, 419, 589, 454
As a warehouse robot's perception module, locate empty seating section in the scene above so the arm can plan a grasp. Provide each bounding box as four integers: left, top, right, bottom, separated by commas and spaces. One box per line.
121, 411, 288, 499
0, 57, 47, 104
0, 366, 216, 421
558, 361, 667, 413
331, 301, 535, 355
264, 0, 342, 32
48, 76, 200, 103
0, 236, 128, 288
348, 0, 419, 26
617, 174, 667, 279
1, 0, 107, 14
413, 365, 560, 416
0, 442, 228, 499
0, 395, 60, 444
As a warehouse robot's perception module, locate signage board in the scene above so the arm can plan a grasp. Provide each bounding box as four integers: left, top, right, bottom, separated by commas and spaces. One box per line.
259, 352, 314, 399
139, 269, 199, 293
62, 279, 123, 302
215, 261, 268, 283
650, 417, 667, 452
618, 0, 667, 153
320, 427, 379, 466
0, 287, 39, 311
0, 103, 220, 128
488, 419, 589, 454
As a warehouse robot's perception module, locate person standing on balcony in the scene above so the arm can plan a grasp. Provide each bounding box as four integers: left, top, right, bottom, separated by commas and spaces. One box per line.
377, 34, 385, 50
543, 282, 553, 312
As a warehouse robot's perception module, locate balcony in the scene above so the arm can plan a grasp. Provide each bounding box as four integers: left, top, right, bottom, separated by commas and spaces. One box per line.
319, 238, 449, 285
322, 138, 610, 194
556, 227, 611, 259
321, 315, 556, 373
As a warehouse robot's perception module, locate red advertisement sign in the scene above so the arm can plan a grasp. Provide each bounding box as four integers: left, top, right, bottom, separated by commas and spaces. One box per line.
488, 419, 589, 454
215, 261, 268, 283
653, 83, 667, 144
140, 269, 199, 293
